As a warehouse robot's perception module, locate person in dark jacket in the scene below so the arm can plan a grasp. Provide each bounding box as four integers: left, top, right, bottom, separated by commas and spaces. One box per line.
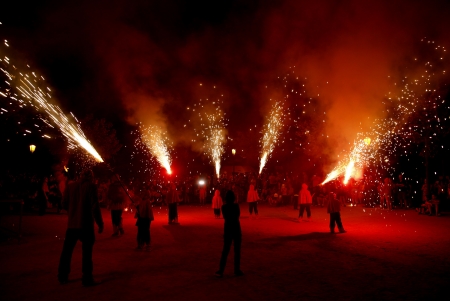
327, 192, 346, 234
57, 169, 104, 286
215, 190, 244, 277
166, 183, 180, 224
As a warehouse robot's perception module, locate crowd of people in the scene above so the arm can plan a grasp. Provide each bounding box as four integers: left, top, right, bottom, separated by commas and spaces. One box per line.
3, 166, 450, 286
2, 168, 450, 216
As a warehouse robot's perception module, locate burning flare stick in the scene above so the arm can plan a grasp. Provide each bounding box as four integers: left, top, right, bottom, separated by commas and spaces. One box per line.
139, 124, 172, 174
0, 41, 103, 163
259, 101, 284, 174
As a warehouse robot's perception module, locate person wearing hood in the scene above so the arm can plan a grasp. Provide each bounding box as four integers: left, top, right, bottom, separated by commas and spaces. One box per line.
246, 184, 260, 218
298, 183, 312, 222
212, 189, 223, 218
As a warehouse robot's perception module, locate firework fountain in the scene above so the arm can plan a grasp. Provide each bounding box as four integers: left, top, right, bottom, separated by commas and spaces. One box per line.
203, 108, 226, 179
0, 40, 103, 163
259, 101, 284, 174
138, 123, 172, 175
321, 39, 449, 187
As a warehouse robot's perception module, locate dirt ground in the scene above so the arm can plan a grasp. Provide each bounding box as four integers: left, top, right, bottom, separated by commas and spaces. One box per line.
1, 202, 450, 301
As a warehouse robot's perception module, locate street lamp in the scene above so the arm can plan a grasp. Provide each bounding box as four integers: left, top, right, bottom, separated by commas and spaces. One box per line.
29, 144, 36, 153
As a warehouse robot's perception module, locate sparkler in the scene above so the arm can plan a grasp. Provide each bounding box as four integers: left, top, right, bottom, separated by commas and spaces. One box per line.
259, 101, 284, 174
0, 41, 103, 163
138, 123, 172, 174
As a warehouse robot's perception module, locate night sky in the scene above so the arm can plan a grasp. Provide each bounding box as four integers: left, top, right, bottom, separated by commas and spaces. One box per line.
1, 0, 450, 176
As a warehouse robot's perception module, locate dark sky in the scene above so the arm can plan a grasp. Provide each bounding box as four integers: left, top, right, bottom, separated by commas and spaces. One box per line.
1, 0, 450, 151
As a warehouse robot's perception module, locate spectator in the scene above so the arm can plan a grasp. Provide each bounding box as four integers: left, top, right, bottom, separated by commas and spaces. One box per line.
107, 175, 128, 236
212, 189, 222, 218
215, 190, 243, 278
166, 183, 180, 224
57, 169, 104, 286
298, 183, 312, 221
246, 184, 260, 218
327, 192, 346, 234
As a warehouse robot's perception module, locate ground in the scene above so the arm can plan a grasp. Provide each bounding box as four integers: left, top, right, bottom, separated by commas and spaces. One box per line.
1, 202, 450, 301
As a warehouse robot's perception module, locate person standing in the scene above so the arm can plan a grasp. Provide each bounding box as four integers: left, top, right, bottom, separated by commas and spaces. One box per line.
298, 183, 312, 221
212, 189, 223, 218
38, 177, 50, 216
57, 169, 104, 286
395, 174, 407, 208
107, 175, 128, 236
380, 177, 393, 210
134, 190, 154, 251
246, 184, 260, 218
166, 183, 180, 224
215, 190, 244, 278
327, 192, 346, 234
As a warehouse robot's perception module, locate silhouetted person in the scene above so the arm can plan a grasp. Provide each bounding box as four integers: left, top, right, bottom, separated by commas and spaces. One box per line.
58, 169, 104, 286
327, 192, 346, 234
166, 183, 180, 224
215, 190, 244, 277
38, 177, 49, 215
107, 174, 128, 236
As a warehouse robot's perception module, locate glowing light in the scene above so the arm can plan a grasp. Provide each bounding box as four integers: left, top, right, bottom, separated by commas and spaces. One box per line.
364, 137, 371, 145
198, 180, 205, 185
29, 144, 36, 153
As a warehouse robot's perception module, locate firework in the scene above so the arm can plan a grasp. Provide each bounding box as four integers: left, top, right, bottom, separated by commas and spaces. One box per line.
322, 39, 449, 189
139, 124, 172, 174
190, 85, 228, 179
259, 101, 284, 174
0, 41, 103, 163
204, 110, 226, 178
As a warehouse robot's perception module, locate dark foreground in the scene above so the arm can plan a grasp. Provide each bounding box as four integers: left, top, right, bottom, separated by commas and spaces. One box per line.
1, 203, 450, 301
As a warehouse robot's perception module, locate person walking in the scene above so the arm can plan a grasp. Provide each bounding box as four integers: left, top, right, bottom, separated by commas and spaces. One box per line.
107, 175, 128, 236
246, 184, 260, 218
327, 192, 346, 234
215, 190, 244, 278
57, 169, 104, 286
212, 189, 223, 218
166, 183, 180, 224
298, 183, 312, 221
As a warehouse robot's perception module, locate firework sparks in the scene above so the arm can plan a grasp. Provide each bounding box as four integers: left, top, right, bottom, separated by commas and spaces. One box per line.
139, 124, 172, 174
322, 39, 449, 190
259, 101, 284, 174
204, 110, 226, 179
0, 43, 103, 163
190, 85, 228, 179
